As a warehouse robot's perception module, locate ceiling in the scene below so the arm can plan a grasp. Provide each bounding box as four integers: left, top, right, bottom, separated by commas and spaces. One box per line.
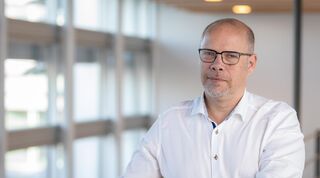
155, 0, 320, 13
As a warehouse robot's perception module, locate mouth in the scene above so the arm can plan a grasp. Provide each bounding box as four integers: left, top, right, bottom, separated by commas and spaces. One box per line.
207, 77, 226, 82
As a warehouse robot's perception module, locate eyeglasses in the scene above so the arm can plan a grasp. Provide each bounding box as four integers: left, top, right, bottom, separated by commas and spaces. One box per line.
198, 48, 252, 65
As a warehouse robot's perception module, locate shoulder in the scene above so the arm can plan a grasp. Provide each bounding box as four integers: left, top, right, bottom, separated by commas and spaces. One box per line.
161, 100, 194, 114
144, 98, 196, 141
155, 97, 199, 126
246, 93, 303, 151
247, 92, 296, 116
247, 92, 298, 127
159, 99, 195, 119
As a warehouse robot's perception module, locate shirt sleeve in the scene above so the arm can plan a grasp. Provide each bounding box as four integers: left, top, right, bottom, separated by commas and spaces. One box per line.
121, 118, 162, 178
256, 108, 305, 178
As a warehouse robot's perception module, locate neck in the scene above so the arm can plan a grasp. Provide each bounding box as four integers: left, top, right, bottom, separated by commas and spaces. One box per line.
205, 90, 244, 124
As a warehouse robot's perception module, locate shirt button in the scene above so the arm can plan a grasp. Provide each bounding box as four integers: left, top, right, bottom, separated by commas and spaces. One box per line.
213, 154, 218, 160
215, 129, 219, 135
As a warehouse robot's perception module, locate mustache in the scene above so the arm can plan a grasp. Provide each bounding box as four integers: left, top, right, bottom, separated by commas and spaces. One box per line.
206, 73, 228, 81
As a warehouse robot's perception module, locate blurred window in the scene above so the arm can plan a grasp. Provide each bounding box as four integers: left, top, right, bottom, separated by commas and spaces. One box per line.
5, 0, 58, 24
74, 135, 118, 178
122, 129, 147, 172
74, 0, 117, 32
5, 43, 49, 130
123, 51, 152, 116
122, 0, 152, 38
6, 146, 48, 178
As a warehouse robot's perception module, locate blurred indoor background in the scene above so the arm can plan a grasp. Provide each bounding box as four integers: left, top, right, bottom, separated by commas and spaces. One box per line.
0, 0, 319, 177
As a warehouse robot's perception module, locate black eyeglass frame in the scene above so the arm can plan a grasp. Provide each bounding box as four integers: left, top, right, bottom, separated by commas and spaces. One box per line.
198, 48, 253, 65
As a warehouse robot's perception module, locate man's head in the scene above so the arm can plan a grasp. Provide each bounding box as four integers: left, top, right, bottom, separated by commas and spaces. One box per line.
199, 18, 257, 99
201, 18, 255, 52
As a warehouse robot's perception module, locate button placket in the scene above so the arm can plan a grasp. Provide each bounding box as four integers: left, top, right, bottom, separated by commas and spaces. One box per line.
212, 128, 219, 160
211, 126, 220, 177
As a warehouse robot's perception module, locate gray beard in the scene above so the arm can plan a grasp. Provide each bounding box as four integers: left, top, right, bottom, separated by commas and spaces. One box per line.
204, 84, 231, 98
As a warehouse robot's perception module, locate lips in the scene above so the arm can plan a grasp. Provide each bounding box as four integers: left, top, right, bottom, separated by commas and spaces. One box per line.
207, 76, 226, 81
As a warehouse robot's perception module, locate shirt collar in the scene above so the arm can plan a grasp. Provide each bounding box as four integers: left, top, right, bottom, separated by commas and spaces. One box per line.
191, 93, 207, 117
229, 90, 249, 122
191, 90, 249, 122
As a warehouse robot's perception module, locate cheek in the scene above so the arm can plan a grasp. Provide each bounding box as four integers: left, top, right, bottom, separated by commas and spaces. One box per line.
231, 68, 249, 84
200, 70, 206, 85
200, 64, 208, 79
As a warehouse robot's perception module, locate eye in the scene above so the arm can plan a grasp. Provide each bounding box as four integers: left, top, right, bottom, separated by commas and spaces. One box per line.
224, 52, 239, 59
202, 50, 214, 56
200, 50, 215, 58
210, 51, 219, 58
203, 51, 211, 55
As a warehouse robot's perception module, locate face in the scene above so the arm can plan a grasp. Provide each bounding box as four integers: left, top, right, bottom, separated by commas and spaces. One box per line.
200, 25, 257, 99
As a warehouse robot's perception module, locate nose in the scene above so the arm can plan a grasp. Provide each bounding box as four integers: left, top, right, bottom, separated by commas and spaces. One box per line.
209, 54, 224, 71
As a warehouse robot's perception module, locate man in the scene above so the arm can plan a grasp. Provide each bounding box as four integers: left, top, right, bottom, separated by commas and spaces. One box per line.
122, 18, 305, 178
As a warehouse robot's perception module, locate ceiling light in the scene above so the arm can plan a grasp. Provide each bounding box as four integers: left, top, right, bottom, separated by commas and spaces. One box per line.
205, 0, 223, 2
232, 5, 252, 14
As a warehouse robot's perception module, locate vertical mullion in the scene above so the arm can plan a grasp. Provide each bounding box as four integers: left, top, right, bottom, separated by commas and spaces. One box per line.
293, 0, 302, 120
46, 44, 58, 178
115, 0, 124, 176
62, 0, 75, 177
98, 48, 108, 178
0, 0, 6, 177
151, 1, 159, 119
99, 48, 109, 120
133, 52, 142, 114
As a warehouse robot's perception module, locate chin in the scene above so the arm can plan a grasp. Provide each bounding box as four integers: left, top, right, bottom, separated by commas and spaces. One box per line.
203, 82, 231, 97
204, 87, 231, 98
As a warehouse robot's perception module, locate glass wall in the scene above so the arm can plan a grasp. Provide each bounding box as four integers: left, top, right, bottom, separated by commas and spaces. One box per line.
74, 0, 117, 32
5, 43, 51, 130
5, 0, 57, 23
122, 0, 152, 38
6, 146, 48, 178
123, 51, 151, 116
1, 0, 155, 178
122, 129, 146, 172
74, 47, 102, 122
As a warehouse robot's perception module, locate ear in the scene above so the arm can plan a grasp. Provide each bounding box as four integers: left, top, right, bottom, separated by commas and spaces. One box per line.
247, 54, 257, 75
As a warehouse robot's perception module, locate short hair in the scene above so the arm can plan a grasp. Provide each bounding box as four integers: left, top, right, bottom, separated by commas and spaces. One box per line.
201, 18, 255, 52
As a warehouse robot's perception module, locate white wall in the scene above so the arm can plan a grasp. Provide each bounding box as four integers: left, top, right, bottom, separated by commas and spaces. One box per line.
154, 5, 295, 112
301, 13, 320, 178
154, 5, 320, 178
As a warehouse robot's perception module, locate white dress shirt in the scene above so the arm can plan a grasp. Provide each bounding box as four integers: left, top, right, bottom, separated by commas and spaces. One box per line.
122, 91, 305, 178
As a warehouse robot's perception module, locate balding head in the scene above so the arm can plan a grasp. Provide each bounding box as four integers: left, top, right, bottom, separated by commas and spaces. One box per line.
201, 18, 255, 52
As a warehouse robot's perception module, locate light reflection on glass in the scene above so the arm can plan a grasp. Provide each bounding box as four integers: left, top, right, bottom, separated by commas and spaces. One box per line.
5, 0, 48, 23
123, 51, 152, 116
73, 0, 117, 32
5, 59, 48, 130
6, 147, 47, 178
73, 135, 118, 178
74, 47, 101, 122
74, 62, 100, 122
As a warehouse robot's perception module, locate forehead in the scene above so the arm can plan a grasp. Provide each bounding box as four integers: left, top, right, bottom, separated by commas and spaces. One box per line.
201, 25, 249, 51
